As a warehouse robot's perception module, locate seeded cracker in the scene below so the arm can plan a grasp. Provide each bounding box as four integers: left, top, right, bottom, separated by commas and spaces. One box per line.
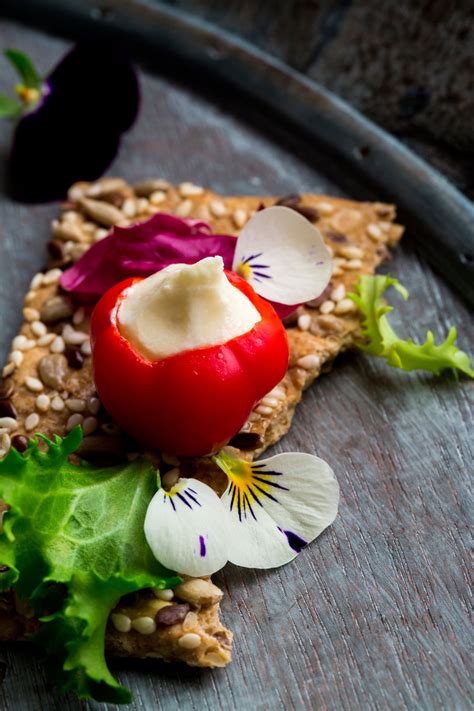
0, 179, 404, 667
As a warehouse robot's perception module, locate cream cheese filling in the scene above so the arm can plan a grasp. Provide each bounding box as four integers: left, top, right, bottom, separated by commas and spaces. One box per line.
118, 256, 261, 360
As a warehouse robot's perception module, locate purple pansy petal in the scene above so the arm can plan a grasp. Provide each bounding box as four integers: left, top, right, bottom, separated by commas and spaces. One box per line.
60, 212, 237, 301
7, 43, 139, 203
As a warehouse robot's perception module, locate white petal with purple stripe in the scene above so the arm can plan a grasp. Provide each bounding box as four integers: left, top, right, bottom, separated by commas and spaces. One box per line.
232, 205, 332, 305
144, 478, 229, 577
215, 451, 339, 569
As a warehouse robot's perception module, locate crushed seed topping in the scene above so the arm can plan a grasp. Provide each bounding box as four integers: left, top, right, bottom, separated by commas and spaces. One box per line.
25, 412, 40, 431
25, 377, 43, 393
66, 413, 84, 431
297, 354, 321, 370
175, 199, 192, 217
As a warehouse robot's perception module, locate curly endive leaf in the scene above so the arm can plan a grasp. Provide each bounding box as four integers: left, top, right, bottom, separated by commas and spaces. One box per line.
0, 427, 180, 703
348, 275, 474, 377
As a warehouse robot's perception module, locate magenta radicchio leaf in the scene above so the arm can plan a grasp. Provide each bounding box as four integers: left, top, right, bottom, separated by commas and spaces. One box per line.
6, 43, 139, 203
60, 213, 238, 301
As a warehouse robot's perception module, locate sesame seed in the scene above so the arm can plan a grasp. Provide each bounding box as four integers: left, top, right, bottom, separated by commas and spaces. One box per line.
334, 298, 357, 315
94, 228, 108, 242
30, 273, 44, 290
42, 268, 62, 285
31, 321, 47, 337
316, 202, 334, 216
82, 221, 96, 234
87, 397, 100, 415
23, 307, 40, 322
81, 339, 92, 356
182, 611, 199, 631
131, 616, 156, 635
51, 395, 65, 412
296, 354, 321, 370
179, 182, 204, 197
210, 200, 226, 217
0, 433, 11, 459
248, 412, 260, 422
320, 300, 335, 314
24, 290, 37, 304
338, 245, 363, 259
50, 336, 65, 354
149, 190, 166, 205
317, 314, 341, 331
260, 397, 280, 408
36, 333, 56, 346
196, 204, 210, 220
2, 363, 15, 377
63, 324, 89, 346
12, 335, 28, 350
25, 377, 44, 393
367, 223, 384, 242
9, 351, 24, 367
268, 385, 286, 401
0, 417, 18, 432
36, 394, 50, 412
72, 308, 85, 326
82, 416, 98, 436
178, 633, 201, 649
122, 198, 136, 218
25, 413, 40, 431
232, 208, 247, 228
152, 588, 174, 601
344, 258, 363, 270
255, 405, 273, 416
297, 314, 311, 331
175, 199, 192, 217
23, 340, 36, 351
67, 413, 84, 431
379, 221, 391, 232
136, 198, 149, 214
332, 266, 344, 277
110, 613, 132, 633
66, 398, 86, 413
330, 284, 346, 302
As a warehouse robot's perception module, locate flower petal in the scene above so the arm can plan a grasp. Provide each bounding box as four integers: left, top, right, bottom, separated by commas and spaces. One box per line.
144, 478, 229, 577
232, 206, 332, 305
7, 43, 140, 203
215, 451, 339, 568
60, 212, 237, 302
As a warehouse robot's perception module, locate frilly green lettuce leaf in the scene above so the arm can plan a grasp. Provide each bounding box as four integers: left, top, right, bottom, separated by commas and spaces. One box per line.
0, 427, 180, 704
348, 275, 474, 377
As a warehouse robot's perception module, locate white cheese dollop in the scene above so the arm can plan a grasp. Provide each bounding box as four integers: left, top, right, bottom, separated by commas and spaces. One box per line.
118, 256, 261, 360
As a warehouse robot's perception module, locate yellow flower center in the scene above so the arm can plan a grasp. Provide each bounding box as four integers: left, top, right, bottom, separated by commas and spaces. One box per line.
236, 262, 253, 281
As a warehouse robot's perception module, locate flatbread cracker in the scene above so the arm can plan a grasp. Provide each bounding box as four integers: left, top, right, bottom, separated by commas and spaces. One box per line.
0, 179, 404, 668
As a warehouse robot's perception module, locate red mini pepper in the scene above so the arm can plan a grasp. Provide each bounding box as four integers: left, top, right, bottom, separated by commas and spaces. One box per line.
90, 270, 289, 456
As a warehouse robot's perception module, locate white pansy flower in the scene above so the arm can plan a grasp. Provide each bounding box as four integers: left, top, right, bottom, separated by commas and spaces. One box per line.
144, 450, 339, 576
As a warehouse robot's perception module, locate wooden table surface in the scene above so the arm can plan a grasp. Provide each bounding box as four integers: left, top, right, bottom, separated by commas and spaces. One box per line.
0, 19, 472, 711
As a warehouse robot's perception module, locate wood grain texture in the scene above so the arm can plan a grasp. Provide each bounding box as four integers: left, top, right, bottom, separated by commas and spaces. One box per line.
159, 0, 474, 198
0, 19, 472, 711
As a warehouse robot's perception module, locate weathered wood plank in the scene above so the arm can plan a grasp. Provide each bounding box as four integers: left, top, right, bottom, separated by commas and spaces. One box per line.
0, 19, 472, 711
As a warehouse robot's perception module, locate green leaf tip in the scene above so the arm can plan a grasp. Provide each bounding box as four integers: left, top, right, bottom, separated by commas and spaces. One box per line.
0, 95, 22, 119
4, 48, 41, 89
348, 274, 474, 377
0, 425, 180, 703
